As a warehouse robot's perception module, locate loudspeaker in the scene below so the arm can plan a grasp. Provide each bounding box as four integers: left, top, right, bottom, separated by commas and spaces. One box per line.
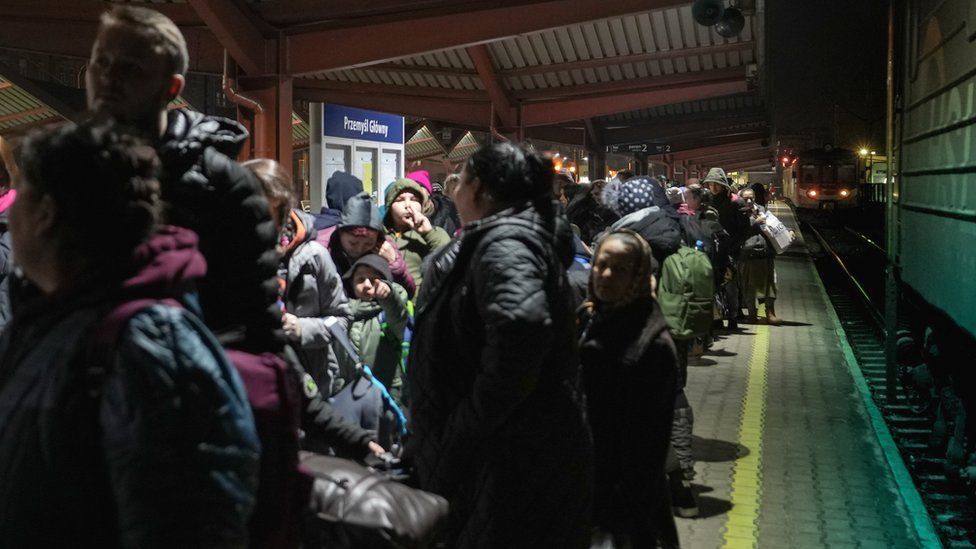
715, 7, 745, 38
692, 0, 725, 26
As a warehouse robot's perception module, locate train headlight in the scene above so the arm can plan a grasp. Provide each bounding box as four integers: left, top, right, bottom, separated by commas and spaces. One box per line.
806, 189, 818, 198
840, 189, 850, 197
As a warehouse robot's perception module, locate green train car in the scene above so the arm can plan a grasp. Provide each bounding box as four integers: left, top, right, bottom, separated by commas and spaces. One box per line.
897, 0, 976, 340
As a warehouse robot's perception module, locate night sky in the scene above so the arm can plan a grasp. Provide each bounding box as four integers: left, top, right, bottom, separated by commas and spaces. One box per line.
767, 0, 889, 151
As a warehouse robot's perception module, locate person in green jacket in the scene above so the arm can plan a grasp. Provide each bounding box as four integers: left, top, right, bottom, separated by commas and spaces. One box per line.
340, 254, 411, 403
383, 178, 451, 287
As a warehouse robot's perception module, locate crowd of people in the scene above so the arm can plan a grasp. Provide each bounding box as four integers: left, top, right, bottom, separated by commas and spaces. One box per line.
0, 6, 791, 548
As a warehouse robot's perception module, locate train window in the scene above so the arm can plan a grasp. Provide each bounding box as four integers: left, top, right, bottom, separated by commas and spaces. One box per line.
802, 165, 818, 183
838, 165, 856, 183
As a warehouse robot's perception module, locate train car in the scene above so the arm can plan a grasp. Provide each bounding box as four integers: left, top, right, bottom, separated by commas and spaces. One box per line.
897, 0, 976, 341
782, 146, 859, 209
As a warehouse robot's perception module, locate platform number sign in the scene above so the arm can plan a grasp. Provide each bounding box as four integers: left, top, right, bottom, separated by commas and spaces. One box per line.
605, 143, 672, 154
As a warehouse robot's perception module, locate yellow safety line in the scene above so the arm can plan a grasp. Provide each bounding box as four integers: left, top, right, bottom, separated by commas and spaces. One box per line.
721, 320, 770, 549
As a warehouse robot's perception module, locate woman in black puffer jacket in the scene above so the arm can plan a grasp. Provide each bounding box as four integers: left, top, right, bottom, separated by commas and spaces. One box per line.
406, 143, 593, 548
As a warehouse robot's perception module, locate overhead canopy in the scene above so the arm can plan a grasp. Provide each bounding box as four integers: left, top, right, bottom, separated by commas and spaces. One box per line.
0, 0, 770, 169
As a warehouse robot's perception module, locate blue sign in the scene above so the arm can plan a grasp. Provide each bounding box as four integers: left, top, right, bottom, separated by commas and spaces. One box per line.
323, 104, 404, 144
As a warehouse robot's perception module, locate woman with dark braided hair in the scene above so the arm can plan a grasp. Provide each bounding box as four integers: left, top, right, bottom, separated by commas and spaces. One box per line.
406, 142, 593, 547
580, 229, 680, 548
0, 121, 259, 546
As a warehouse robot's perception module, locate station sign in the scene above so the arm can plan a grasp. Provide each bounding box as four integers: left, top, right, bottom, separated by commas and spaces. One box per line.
323, 104, 405, 145
605, 143, 672, 154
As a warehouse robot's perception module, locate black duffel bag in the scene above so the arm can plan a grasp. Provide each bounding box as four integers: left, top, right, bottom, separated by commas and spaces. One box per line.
301, 453, 449, 548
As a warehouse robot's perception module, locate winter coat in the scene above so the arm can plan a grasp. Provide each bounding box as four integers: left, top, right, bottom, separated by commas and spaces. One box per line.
565, 191, 619, 246
328, 192, 416, 298
740, 204, 776, 259
406, 201, 593, 548
314, 171, 366, 249
281, 210, 351, 396
429, 193, 461, 237
607, 206, 684, 267
0, 227, 259, 548
383, 179, 451, 287
712, 192, 749, 253
156, 109, 280, 350
0, 189, 14, 333
342, 282, 410, 395
580, 296, 678, 543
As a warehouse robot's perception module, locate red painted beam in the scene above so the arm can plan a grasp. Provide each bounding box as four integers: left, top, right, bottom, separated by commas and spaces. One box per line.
667, 131, 769, 153
285, 0, 687, 75
671, 139, 769, 161
603, 111, 764, 145
295, 78, 486, 101
467, 44, 517, 128
187, 0, 269, 76
523, 80, 749, 127
686, 149, 770, 168
294, 88, 493, 127
0, 18, 226, 74
513, 67, 746, 102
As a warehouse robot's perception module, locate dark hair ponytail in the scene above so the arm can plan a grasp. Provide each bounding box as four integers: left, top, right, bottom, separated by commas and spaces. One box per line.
465, 142, 554, 214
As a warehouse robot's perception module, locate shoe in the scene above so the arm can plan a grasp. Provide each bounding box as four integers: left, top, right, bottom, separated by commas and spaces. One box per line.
766, 310, 782, 325
669, 471, 699, 518
727, 319, 738, 331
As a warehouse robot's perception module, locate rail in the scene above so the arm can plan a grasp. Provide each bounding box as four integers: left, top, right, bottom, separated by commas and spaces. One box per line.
803, 220, 887, 334
843, 226, 886, 254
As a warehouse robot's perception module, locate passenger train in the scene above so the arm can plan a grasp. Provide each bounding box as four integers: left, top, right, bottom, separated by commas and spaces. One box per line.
781, 146, 859, 209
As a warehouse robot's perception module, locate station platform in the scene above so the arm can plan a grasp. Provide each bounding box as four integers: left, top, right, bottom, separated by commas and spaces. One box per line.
674, 203, 939, 549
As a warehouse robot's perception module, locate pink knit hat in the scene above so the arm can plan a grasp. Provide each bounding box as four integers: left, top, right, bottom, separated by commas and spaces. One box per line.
405, 170, 433, 194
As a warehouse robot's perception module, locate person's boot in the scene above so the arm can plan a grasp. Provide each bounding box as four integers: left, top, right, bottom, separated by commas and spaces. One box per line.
766, 299, 782, 325
668, 469, 699, 518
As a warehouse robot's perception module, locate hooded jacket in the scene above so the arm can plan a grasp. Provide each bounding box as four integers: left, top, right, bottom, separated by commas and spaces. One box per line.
280, 209, 351, 396
328, 192, 416, 298
383, 179, 451, 288
314, 171, 366, 247
156, 109, 281, 352
406, 201, 592, 548
0, 226, 260, 548
580, 296, 678, 540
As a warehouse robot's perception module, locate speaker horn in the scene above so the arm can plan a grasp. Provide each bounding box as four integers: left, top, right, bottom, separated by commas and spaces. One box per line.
715, 7, 745, 38
692, 0, 725, 26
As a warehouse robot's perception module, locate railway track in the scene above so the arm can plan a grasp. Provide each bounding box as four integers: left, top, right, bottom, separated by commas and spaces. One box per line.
799, 208, 976, 548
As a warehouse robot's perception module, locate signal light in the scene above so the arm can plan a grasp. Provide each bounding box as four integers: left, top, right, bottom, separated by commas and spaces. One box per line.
807, 189, 818, 198
840, 189, 850, 197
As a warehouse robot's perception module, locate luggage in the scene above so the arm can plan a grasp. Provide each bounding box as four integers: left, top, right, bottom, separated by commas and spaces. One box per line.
301, 453, 449, 548
658, 246, 714, 339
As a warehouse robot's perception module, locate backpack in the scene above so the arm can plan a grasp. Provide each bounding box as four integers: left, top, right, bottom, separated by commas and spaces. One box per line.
657, 246, 714, 339
97, 299, 311, 549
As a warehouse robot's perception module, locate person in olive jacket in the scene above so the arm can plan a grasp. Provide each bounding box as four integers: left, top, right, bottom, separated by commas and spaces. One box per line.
383, 178, 451, 288
580, 228, 680, 548
406, 143, 593, 548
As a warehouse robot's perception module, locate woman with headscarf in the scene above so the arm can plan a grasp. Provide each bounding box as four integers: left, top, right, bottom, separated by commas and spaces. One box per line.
406, 142, 592, 548
580, 228, 680, 548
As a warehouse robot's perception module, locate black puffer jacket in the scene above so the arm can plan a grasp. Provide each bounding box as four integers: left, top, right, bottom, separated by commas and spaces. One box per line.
406, 201, 593, 548
580, 297, 678, 543
156, 109, 280, 351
